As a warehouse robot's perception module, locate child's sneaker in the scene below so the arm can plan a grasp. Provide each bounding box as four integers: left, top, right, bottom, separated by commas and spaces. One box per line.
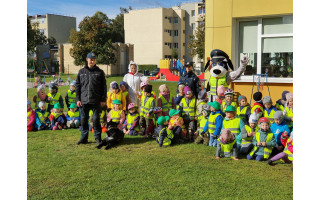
267, 159, 274, 166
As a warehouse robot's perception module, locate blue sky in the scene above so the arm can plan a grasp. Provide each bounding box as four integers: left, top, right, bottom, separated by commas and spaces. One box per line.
27, 0, 200, 28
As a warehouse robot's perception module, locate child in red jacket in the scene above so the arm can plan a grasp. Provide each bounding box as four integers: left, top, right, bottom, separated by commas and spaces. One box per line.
49, 103, 67, 130
267, 131, 293, 165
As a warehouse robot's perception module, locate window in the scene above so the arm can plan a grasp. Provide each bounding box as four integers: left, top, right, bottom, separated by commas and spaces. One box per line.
191, 10, 195, 17
183, 43, 185, 47
198, 7, 205, 15
168, 17, 172, 23
174, 17, 178, 23
174, 43, 178, 49
165, 43, 172, 49
165, 55, 172, 59
183, 30, 185, 34
238, 15, 293, 78
191, 23, 195, 31
174, 30, 178, 36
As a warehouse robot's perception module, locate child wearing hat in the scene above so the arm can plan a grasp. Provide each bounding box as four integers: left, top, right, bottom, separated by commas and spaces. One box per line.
33, 84, 47, 110
46, 83, 64, 113
270, 111, 290, 153
239, 113, 259, 154
49, 103, 67, 130
200, 101, 223, 147
247, 117, 276, 161
123, 103, 140, 136
196, 90, 208, 123
107, 99, 125, 130
179, 86, 197, 141
236, 95, 251, 124
35, 101, 51, 131
215, 86, 225, 105
251, 92, 264, 117
174, 82, 185, 110
283, 93, 293, 131
65, 80, 77, 110
27, 100, 35, 131
119, 81, 131, 107
216, 129, 239, 160
262, 96, 277, 124
66, 103, 80, 128
275, 91, 290, 111
140, 84, 156, 137
221, 89, 237, 113
194, 104, 211, 145
139, 81, 156, 102
220, 105, 245, 150
168, 109, 186, 140
107, 82, 126, 112
156, 116, 175, 147
157, 84, 175, 116
267, 131, 293, 166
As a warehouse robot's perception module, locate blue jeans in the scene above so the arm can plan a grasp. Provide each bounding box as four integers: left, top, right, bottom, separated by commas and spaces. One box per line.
79, 104, 101, 141
209, 136, 217, 147
247, 154, 264, 161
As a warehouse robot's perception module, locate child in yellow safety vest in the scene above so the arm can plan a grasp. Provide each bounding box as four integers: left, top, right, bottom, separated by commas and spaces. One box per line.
216, 129, 239, 160
275, 90, 289, 111
107, 99, 125, 131
194, 104, 211, 145
240, 113, 259, 155
140, 85, 156, 138
139, 81, 157, 103
251, 92, 264, 118
196, 90, 208, 124
179, 86, 197, 142
174, 82, 185, 110
156, 116, 176, 147
247, 117, 276, 161
157, 84, 175, 116
46, 83, 64, 113
262, 96, 277, 124
33, 84, 47, 110
267, 131, 293, 166
35, 101, 51, 131
65, 81, 77, 110
49, 103, 67, 130
283, 93, 293, 131
107, 82, 126, 112
123, 103, 140, 136
66, 103, 80, 128
119, 81, 131, 108
89, 107, 108, 133
168, 109, 186, 140
27, 100, 35, 132
236, 95, 251, 124
221, 89, 237, 113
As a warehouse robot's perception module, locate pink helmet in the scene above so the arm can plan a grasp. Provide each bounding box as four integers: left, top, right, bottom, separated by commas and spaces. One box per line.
140, 81, 149, 88
224, 88, 234, 96
128, 103, 137, 110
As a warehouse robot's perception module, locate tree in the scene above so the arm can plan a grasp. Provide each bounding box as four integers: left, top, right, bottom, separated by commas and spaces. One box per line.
68, 11, 116, 66
187, 16, 205, 59
172, 48, 179, 59
109, 7, 132, 43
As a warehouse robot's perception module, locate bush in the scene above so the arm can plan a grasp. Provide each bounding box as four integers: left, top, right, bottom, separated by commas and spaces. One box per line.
138, 65, 158, 72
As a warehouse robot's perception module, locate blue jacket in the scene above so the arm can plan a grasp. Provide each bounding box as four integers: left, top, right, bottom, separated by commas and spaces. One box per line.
264, 106, 277, 115
34, 109, 50, 129
202, 110, 223, 136
66, 111, 81, 121
270, 121, 291, 146
174, 93, 184, 106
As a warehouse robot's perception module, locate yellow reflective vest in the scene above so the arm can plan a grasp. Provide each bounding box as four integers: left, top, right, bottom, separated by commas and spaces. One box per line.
160, 94, 173, 113
283, 142, 293, 161
157, 127, 173, 146
126, 113, 139, 132
223, 118, 241, 136
241, 125, 258, 145
67, 111, 79, 118
237, 105, 249, 122
27, 110, 32, 123
89, 110, 106, 124
218, 138, 236, 157
198, 117, 208, 133
51, 112, 62, 119
284, 107, 293, 128
208, 113, 222, 134
140, 96, 155, 119
47, 92, 61, 106
36, 111, 49, 124
67, 89, 76, 104
181, 97, 196, 120
110, 110, 122, 123
251, 104, 264, 114
196, 101, 207, 122
263, 109, 276, 124
209, 75, 229, 96
221, 101, 237, 113
249, 131, 274, 159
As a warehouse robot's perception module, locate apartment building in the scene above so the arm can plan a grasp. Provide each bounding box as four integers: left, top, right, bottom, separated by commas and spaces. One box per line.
29, 14, 76, 44
124, 2, 205, 66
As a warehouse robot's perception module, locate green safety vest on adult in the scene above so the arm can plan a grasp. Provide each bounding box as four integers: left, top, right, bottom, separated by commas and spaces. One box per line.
241, 125, 258, 145
285, 107, 293, 128
221, 101, 237, 113
196, 101, 206, 122
51, 112, 62, 119
251, 104, 264, 114
218, 138, 236, 157
181, 97, 196, 120
67, 111, 80, 118
140, 96, 155, 119
160, 94, 173, 113
237, 106, 249, 121
223, 118, 241, 136
36, 111, 49, 124
209, 75, 229, 96
208, 113, 222, 134
283, 142, 293, 161
249, 131, 274, 159
48, 93, 61, 106
157, 127, 174, 146
27, 110, 32, 123
126, 113, 140, 132
110, 110, 121, 123
263, 109, 276, 124
67, 90, 76, 104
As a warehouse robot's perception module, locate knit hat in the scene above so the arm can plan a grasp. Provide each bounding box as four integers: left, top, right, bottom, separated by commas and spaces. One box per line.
112, 82, 119, 89
38, 101, 45, 108
157, 116, 170, 125
27, 100, 31, 105
53, 103, 61, 109
197, 90, 207, 100
217, 86, 225, 96
184, 86, 192, 95
225, 105, 236, 112
169, 109, 180, 117
282, 91, 290, 100
144, 85, 152, 93
253, 92, 262, 101
70, 80, 76, 86
37, 84, 45, 92
249, 113, 259, 124
274, 111, 284, 121
69, 103, 77, 109
119, 81, 128, 89
220, 129, 235, 143
238, 95, 247, 103
262, 96, 272, 105
112, 99, 121, 105
208, 101, 220, 111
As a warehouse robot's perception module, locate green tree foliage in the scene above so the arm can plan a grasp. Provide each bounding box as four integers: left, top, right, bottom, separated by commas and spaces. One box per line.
187, 16, 205, 59
109, 7, 132, 43
171, 48, 179, 59
68, 11, 117, 66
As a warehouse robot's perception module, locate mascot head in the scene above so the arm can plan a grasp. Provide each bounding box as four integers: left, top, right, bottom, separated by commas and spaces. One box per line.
204, 49, 234, 78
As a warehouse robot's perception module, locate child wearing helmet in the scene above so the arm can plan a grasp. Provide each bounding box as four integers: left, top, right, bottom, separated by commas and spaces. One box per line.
156, 116, 175, 147
46, 83, 64, 113
251, 92, 264, 117
236, 95, 251, 124
119, 81, 131, 107
270, 111, 290, 153
140, 85, 156, 138
33, 84, 47, 110
247, 117, 276, 161
239, 113, 259, 154
35, 101, 51, 131
221, 89, 237, 113
107, 99, 125, 130
107, 82, 126, 112
262, 96, 277, 124
216, 129, 239, 160
194, 104, 211, 145
174, 82, 185, 110
168, 109, 186, 140
158, 84, 175, 116
66, 103, 80, 128
49, 103, 67, 130
65, 80, 77, 110
27, 100, 35, 131
123, 103, 140, 136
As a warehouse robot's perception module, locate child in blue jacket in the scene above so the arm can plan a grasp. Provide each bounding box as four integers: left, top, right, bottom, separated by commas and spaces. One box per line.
35, 101, 51, 131
270, 111, 290, 153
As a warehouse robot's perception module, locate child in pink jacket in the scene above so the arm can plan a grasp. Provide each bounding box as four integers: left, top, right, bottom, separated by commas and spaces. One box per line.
27, 100, 35, 131
267, 131, 293, 165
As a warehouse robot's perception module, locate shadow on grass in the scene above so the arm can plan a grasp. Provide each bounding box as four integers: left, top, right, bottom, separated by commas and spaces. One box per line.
121, 136, 152, 145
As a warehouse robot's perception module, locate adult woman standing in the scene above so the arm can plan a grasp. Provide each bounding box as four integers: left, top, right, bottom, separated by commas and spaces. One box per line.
123, 61, 148, 105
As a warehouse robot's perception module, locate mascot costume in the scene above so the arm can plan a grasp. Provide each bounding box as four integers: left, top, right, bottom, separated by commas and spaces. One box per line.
205, 49, 249, 102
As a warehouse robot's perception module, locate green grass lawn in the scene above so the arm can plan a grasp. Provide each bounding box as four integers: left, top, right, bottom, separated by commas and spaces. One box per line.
27, 76, 293, 199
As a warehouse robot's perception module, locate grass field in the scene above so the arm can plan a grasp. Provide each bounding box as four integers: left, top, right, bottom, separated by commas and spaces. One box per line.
27, 76, 293, 199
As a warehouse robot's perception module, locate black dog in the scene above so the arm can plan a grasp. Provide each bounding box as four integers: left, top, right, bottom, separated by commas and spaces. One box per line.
96, 120, 124, 150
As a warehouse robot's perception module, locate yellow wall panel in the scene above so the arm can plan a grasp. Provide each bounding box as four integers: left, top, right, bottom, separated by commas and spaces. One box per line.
205, 0, 214, 28
212, 0, 233, 27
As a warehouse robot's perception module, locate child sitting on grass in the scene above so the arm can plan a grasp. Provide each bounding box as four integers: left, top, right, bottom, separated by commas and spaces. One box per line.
236, 95, 251, 124
46, 83, 64, 113
123, 103, 140, 136
27, 100, 35, 132
157, 84, 175, 116
33, 84, 47, 110
35, 101, 51, 131
221, 89, 237, 113
267, 131, 293, 166
49, 103, 67, 130
66, 103, 80, 128
64, 81, 77, 110
194, 104, 211, 145
247, 117, 276, 161
107, 99, 125, 131
216, 129, 238, 160
168, 109, 186, 141
156, 116, 175, 147
262, 96, 277, 124
270, 111, 290, 153
240, 113, 259, 155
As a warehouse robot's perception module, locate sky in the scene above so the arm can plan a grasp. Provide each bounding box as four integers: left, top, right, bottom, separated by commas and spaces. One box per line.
27, 0, 201, 28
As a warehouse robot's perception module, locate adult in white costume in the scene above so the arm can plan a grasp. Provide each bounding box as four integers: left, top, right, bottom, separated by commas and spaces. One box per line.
123, 61, 148, 105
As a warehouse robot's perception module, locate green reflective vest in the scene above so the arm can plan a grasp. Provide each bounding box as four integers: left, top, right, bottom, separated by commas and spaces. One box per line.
221, 101, 237, 113
47, 92, 61, 106
237, 105, 249, 121
140, 96, 155, 119
157, 127, 173, 146
249, 131, 274, 159
223, 118, 241, 136
160, 94, 173, 113
209, 75, 229, 96
181, 97, 196, 120
263, 109, 276, 124
208, 113, 222, 134
36, 111, 49, 124
67, 89, 76, 104
218, 138, 236, 157
126, 113, 139, 132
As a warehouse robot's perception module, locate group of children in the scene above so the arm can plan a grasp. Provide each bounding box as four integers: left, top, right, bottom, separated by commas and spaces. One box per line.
27, 79, 293, 166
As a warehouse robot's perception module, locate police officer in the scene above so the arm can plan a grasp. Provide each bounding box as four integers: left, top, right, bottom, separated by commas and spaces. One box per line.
178, 61, 200, 98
